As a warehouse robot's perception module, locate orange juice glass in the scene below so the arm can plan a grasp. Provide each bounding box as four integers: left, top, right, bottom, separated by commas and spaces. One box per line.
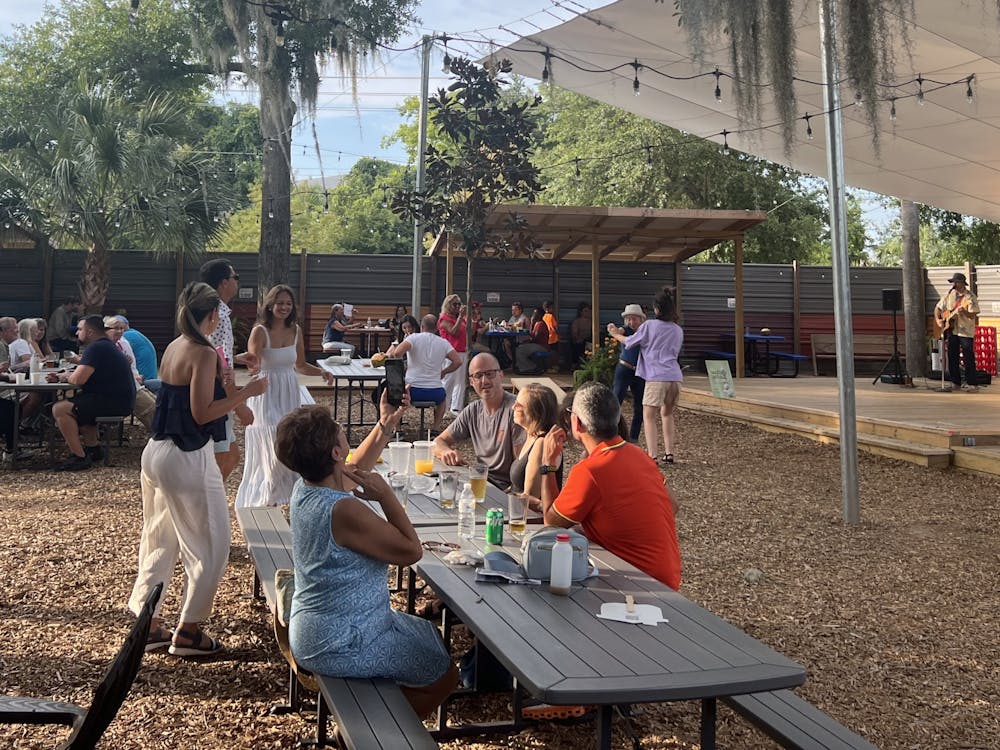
413, 440, 435, 475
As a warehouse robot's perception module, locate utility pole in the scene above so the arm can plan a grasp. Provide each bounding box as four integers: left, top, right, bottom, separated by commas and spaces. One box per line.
412, 35, 432, 315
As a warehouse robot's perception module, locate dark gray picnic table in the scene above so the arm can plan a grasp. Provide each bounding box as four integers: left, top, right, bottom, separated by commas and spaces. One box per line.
412, 526, 806, 750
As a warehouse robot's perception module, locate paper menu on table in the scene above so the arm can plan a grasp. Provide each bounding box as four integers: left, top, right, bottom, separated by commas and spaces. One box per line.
341, 303, 354, 318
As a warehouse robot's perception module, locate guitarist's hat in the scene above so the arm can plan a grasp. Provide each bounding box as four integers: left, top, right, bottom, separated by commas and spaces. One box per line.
948, 272, 967, 284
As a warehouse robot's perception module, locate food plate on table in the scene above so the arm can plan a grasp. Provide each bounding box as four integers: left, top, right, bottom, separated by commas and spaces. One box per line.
408, 474, 436, 494
324, 354, 351, 366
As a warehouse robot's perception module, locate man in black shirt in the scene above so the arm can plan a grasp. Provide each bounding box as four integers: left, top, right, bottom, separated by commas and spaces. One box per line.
50, 315, 135, 471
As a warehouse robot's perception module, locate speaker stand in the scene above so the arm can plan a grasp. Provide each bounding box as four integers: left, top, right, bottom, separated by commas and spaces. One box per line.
931, 334, 952, 391
873, 306, 908, 385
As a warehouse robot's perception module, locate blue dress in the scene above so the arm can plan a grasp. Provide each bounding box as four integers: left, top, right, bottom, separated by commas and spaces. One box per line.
288, 481, 451, 686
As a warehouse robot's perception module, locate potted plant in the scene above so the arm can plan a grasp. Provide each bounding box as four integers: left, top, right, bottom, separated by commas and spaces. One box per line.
573, 336, 619, 387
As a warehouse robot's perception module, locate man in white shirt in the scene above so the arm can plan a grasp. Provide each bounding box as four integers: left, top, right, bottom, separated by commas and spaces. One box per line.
389, 315, 462, 432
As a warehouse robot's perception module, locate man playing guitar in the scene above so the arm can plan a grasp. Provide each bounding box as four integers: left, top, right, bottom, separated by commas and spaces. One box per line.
934, 272, 980, 392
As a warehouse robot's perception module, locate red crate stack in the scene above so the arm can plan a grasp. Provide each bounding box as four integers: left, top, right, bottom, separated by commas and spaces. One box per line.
973, 326, 997, 375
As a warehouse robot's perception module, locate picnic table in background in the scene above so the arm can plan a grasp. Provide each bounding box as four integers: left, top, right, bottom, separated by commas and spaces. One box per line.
317, 358, 385, 443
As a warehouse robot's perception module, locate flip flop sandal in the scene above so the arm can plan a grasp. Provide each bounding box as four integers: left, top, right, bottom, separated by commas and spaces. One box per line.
521, 702, 596, 721
661, 453, 675, 465
168, 628, 224, 658
145, 627, 173, 653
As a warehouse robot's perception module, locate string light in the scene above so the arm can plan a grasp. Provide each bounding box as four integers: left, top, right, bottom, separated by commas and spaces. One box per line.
916, 74, 925, 105
129, 0, 139, 22
721, 129, 730, 154
541, 49, 552, 84
645, 145, 653, 169
274, 19, 285, 47
631, 59, 641, 97
323, 190, 330, 214
713, 67, 722, 103
574, 158, 582, 181
441, 36, 452, 74
890, 97, 897, 121
268, 199, 275, 219
966, 74, 975, 104
804, 113, 813, 140
854, 91, 863, 108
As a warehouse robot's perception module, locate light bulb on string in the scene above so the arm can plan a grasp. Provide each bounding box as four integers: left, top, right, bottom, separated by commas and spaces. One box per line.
129, 0, 139, 22
916, 74, 925, 105
323, 190, 330, 215
574, 158, 582, 182
268, 199, 275, 219
889, 97, 897, 121
713, 67, 722, 103
274, 20, 286, 47
721, 129, 730, 155
804, 113, 813, 140
441, 36, 452, 74
645, 145, 653, 169
631, 59, 641, 96
854, 91, 863, 108
966, 74, 975, 104
541, 49, 551, 84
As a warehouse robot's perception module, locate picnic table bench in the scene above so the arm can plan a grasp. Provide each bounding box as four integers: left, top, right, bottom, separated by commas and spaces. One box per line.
811, 333, 900, 376
724, 690, 878, 750
236, 506, 437, 750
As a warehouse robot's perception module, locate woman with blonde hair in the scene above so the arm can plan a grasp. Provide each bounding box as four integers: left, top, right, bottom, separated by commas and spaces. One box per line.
437, 293, 467, 414
128, 281, 267, 656
236, 284, 335, 508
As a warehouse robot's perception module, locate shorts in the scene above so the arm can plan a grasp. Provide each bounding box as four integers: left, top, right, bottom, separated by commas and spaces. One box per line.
71, 393, 133, 426
642, 380, 681, 410
408, 386, 446, 404
214, 413, 235, 453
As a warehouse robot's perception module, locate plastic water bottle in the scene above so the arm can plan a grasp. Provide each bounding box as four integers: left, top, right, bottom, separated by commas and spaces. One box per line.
29, 352, 40, 379
457, 482, 476, 542
549, 533, 573, 596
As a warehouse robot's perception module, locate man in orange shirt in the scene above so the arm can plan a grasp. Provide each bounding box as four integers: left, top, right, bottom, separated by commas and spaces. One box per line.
540, 381, 681, 590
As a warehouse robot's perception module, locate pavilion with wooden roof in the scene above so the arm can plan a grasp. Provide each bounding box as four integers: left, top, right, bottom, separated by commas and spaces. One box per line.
429, 204, 769, 375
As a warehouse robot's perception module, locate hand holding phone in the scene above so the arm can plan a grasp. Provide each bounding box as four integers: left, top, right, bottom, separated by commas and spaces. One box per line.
384, 357, 406, 407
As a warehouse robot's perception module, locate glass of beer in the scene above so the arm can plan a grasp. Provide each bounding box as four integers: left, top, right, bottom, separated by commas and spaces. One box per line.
507, 493, 528, 536
439, 470, 458, 509
412, 440, 435, 475
469, 462, 488, 503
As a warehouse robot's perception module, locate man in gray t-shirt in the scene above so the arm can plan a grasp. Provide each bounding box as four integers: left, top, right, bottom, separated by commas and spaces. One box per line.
435, 353, 524, 490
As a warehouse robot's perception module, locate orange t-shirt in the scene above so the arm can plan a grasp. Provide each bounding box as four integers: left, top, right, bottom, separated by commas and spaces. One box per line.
543, 312, 560, 345
552, 439, 681, 590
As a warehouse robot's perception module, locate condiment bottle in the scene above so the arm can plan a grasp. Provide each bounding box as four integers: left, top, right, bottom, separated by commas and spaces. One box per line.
549, 533, 573, 596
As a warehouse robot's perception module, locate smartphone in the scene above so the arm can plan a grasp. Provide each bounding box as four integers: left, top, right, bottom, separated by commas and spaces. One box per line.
384, 357, 406, 407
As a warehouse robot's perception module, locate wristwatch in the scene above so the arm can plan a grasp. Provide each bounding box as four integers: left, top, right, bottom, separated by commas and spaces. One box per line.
540, 465, 559, 475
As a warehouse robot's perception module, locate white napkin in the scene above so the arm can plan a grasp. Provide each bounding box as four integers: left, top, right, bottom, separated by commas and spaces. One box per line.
596, 595, 668, 626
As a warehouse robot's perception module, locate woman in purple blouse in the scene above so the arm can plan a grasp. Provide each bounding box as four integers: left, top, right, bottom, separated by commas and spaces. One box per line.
608, 286, 683, 465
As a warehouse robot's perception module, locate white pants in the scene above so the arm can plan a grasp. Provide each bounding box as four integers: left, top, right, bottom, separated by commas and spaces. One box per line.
443, 351, 468, 412
128, 438, 230, 623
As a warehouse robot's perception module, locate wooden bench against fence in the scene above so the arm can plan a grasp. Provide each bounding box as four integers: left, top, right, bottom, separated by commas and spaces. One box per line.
810, 333, 900, 376
236, 506, 437, 750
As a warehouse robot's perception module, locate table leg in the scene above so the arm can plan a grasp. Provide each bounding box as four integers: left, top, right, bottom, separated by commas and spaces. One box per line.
597, 705, 613, 750
10, 389, 22, 467
700, 697, 717, 750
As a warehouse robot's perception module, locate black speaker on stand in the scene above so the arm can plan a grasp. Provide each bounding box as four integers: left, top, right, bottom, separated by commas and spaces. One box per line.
874, 288, 908, 385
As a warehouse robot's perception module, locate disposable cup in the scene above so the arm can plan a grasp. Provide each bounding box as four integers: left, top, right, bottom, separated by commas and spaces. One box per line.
14, 372, 26, 385
387, 441, 412, 475
30, 372, 45, 384
413, 440, 435, 475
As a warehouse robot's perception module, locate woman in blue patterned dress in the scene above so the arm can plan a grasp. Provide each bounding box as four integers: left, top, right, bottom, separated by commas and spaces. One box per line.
275, 398, 459, 718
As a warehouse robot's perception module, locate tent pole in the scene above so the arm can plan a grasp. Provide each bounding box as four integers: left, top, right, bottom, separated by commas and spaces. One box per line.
819, 0, 860, 524
591, 243, 600, 355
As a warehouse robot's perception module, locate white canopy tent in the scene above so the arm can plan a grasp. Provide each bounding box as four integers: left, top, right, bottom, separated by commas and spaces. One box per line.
491, 0, 1000, 522
495, 0, 1000, 222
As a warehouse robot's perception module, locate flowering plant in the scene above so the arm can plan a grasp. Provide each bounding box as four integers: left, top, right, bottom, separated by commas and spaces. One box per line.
572, 335, 619, 387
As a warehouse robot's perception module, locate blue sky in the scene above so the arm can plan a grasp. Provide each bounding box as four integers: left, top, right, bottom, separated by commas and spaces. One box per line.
1, 0, 571, 182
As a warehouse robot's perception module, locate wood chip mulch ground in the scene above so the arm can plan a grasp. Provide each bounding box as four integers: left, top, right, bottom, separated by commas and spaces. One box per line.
0, 396, 997, 749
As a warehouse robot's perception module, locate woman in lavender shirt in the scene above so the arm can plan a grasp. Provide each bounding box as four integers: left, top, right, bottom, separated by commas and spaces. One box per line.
608, 286, 683, 465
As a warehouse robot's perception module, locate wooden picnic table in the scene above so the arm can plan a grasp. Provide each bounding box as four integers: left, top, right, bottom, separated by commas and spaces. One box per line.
317, 358, 385, 442
1, 378, 79, 468
411, 526, 806, 750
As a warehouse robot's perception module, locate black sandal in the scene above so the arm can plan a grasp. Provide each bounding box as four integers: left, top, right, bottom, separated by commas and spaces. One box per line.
168, 627, 224, 657
661, 453, 675, 465
145, 626, 173, 653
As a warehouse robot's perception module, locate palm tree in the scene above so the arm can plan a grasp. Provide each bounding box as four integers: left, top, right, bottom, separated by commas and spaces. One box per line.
187, 0, 416, 297
0, 78, 231, 311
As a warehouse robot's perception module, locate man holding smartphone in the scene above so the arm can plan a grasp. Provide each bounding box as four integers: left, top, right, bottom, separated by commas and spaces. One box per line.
388, 315, 462, 433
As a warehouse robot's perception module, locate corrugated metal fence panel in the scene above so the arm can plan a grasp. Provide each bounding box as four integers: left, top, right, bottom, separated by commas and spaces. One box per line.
971, 266, 1000, 314
0, 250, 46, 319
799, 265, 905, 314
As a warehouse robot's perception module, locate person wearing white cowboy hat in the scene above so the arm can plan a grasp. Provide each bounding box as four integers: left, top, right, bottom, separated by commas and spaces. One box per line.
609, 304, 647, 442
607, 287, 684, 465
934, 272, 981, 392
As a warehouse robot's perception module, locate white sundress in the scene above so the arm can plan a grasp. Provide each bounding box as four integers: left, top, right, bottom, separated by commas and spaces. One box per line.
235, 326, 314, 508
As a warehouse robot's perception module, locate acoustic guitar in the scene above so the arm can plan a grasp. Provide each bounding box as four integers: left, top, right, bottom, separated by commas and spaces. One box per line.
939, 297, 970, 336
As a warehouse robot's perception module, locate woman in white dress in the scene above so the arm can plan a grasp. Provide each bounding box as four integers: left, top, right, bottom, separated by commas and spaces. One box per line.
236, 285, 334, 508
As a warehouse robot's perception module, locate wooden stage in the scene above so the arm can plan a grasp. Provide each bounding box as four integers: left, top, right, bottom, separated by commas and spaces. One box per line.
680, 374, 1000, 475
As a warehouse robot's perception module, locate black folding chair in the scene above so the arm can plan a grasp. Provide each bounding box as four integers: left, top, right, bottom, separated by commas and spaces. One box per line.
0, 582, 162, 749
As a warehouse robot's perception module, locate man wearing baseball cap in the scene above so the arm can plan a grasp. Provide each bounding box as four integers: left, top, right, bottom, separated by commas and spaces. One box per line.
610, 304, 646, 441
934, 272, 980, 392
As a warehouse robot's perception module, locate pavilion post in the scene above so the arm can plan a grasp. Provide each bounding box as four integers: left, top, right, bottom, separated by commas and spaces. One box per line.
591, 243, 600, 352
734, 236, 745, 378
819, 0, 860, 524
445, 239, 454, 296
792, 260, 801, 354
